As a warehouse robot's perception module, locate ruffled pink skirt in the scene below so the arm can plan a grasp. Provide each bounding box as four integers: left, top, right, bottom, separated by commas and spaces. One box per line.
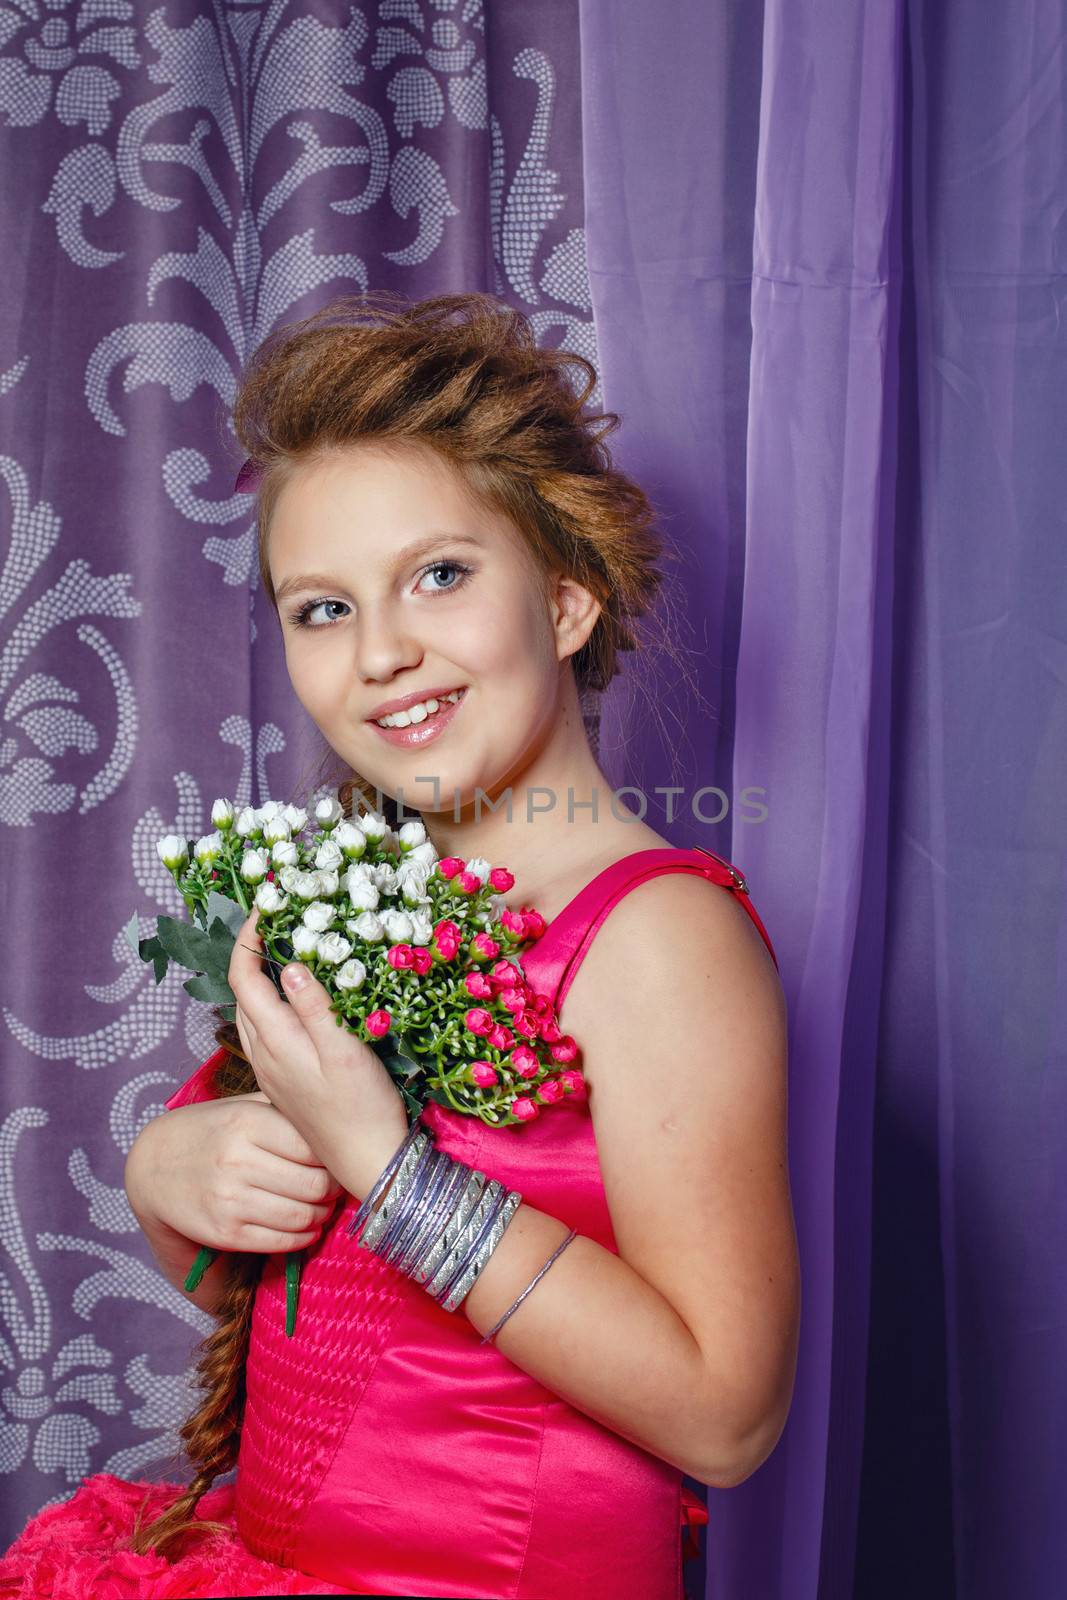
0, 1473, 355, 1598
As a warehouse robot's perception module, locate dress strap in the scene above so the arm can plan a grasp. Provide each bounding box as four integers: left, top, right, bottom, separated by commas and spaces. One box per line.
545, 844, 779, 1016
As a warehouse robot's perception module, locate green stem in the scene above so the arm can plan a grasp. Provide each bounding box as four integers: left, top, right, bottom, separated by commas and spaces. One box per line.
285, 1252, 303, 1337
184, 1244, 218, 1292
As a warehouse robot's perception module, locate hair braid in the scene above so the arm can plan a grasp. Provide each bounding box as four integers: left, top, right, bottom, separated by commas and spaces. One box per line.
126, 1014, 263, 1560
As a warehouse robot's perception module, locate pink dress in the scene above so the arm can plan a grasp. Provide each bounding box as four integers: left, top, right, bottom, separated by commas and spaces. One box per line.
0, 845, 776, 1599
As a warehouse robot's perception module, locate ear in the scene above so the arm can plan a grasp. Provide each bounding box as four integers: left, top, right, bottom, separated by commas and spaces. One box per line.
549, 571, 602, 664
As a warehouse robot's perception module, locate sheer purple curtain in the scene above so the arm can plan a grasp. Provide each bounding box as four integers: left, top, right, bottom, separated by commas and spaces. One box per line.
582, 2, 1065, 1598
2, 1, 1063, 1596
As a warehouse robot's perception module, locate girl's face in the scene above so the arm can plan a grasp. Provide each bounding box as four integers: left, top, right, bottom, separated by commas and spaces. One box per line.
268, 442, 595, 813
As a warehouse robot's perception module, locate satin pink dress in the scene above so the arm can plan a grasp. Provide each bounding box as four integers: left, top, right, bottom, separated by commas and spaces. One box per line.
7, 843, 771, 1599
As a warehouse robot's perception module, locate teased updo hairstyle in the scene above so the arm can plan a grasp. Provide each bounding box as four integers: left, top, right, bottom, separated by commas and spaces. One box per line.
130, 289, 693, 1557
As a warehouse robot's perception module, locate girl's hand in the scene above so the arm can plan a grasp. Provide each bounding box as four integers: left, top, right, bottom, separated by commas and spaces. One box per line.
228, 908, 411, 1202
127, 1091, 345, 1255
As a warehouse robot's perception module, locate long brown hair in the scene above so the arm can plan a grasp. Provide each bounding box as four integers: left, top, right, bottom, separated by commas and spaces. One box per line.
130, 290, 698, 1558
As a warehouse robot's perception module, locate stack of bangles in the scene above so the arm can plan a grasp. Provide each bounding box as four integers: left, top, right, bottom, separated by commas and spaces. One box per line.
346, 1119, 578, 1342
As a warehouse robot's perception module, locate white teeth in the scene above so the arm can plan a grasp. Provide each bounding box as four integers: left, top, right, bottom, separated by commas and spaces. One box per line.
375, 688, 464, 729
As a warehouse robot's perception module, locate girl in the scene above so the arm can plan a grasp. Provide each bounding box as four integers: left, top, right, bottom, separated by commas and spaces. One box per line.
0, 291, 798, 1598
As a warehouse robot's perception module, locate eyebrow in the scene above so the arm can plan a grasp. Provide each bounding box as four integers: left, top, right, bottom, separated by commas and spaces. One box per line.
274, 533, 484, 604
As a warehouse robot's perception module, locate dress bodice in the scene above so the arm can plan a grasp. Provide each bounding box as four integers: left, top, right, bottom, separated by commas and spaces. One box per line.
164, 844, 777, 1599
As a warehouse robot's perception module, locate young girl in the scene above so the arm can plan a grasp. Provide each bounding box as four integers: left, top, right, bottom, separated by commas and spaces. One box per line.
0, 291, 798, 1599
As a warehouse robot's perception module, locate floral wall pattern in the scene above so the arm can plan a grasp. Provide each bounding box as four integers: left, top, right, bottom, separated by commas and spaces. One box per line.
0, 0, 595, 1543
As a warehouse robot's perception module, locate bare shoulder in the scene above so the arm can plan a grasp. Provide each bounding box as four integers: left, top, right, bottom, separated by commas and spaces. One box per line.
560, 867, 786, 1082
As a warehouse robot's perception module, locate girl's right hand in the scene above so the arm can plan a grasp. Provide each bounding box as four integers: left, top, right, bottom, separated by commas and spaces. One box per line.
126, 1090, 346, 1255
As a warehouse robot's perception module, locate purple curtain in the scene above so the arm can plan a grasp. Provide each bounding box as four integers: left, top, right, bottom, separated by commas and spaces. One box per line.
3, 3, 1063, 1598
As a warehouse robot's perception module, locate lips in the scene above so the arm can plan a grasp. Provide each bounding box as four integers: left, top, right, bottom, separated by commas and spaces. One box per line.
369, 687, 467, 749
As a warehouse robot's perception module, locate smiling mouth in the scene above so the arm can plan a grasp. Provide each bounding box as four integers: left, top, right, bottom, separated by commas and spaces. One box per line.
368, 686, 468, 745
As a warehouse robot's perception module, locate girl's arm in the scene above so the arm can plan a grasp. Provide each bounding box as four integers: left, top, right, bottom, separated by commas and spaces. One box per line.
456, 873, 798, 1489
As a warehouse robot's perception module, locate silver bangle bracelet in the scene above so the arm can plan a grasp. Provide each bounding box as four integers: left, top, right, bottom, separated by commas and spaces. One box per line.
480, 1227, 578, 1344
349, 1122, 526, 1316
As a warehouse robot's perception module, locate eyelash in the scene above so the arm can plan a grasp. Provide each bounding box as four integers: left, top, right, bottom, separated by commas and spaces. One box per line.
287, 560, 474, 629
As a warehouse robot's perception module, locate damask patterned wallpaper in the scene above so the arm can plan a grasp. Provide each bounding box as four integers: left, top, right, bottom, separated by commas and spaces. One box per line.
0, 0, 594, 1540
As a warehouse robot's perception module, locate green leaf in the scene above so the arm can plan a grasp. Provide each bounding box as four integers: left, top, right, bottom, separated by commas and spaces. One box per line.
183, 972, 237, 1006
154, 914, 233, 980
204, 890, 247, 938
137, 933, 169, 986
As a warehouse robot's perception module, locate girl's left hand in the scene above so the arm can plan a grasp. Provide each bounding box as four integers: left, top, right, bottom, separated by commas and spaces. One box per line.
228, 907, 411, 1201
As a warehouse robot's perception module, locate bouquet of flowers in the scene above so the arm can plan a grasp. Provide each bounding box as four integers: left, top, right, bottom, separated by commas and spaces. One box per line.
129, 791, 584, 1332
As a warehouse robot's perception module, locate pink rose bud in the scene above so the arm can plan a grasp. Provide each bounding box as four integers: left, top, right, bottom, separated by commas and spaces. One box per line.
513, 1011, 540, 1040
510, 1045, 541, 1079
365, 1009, 392, 1039
464, 971, 494, 998
522, 910, 547, 939
490, 959, 523, 987
499, 986, 525, 1014
470, 1061, 498, 1088
536, 1077, 565, 1104
488, 1023, 515, 1050
500, 908, 526, 936
489, 867, 515, 891
387, 943, 416, 970
463, 1007, 494, 1036
471, 932, 500, 960
559, 1069, 587, 1099
510, 1096, 539, 1122
437, 858, 465, 879
538, 1018, 562, 1044
458, 871, 482, 894
550, 1035, 579, 1063
411, 947, 433, 975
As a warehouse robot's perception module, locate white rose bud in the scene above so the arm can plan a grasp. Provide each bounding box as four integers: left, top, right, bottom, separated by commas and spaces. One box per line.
406, 840, 439, 870
335, 958, 367, 991
240, 847, 270, 884
397, 819, 428, 852
302, 900, 336, 934
314, 794, 344, 830
193, 831, 224, 864
397, 866, 430, 906
464, 857, 492, 885
255, 880, 289, 913
380, 909, 414, 943
156, 834, 188, 871
211, 798, 235, 831
409, 909, 434, 946
314, 839, 344, 872
342, 862, 373, 894
234, 806, 260, 838
278, 864, 303, 894
257, 800, 284, 823
315, 868, 340, 898
262, 815, 291, 846
271, 839, 299, 868
316, 932, 353, 965
347, 878, 380, 912
291, 924, 320, 960
333, 821, 367, 859
291, 870, 321, 900
357, 810, 388, 841
348, 910, 384, 942
370, 862, 398, 894
283, 804, 308, 833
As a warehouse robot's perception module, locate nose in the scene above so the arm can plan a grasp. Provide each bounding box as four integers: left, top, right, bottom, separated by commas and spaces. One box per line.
352, 598, 424, 686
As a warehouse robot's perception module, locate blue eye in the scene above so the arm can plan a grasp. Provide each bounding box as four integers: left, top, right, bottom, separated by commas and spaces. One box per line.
287, 561, 473, 629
